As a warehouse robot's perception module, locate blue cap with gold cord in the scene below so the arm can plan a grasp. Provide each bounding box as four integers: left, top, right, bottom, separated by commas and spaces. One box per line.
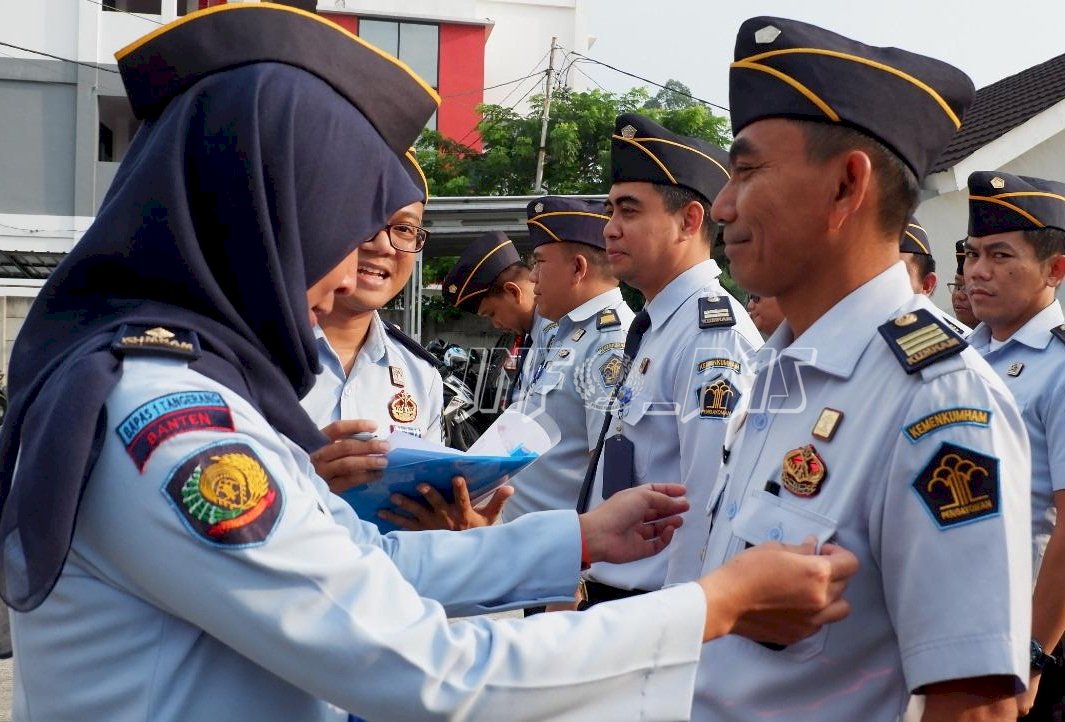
955, 239, 966, 276
729, 16, 975, 180
401, 147, 429, 204
441, 231, 523, 313
115, 2, 439, 156
610, 113, 730, 203
967, 171, 1065, 237
899, 216, 931, 255
526, 196, 610, 250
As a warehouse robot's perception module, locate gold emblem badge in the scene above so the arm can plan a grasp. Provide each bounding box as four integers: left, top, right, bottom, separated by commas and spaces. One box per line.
990, 176, 1006, 190
599, 355, 624, 386
894, 313, 918, 327
389, 390, 418, 423
811, 408, 843, 442
781, 444, 827, 497
1007, 362, 1024, 377
534, 202, 544, 214
146, 326, 175, 340
620, 124, 637, 139
389, 365, 406, 387
754, 24, 781, 44
197, 453, 270, 513
700, 376, 739, 418
448, 284, 458, 294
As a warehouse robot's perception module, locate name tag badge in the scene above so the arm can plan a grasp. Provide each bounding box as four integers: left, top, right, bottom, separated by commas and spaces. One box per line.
602, 434, 635, 499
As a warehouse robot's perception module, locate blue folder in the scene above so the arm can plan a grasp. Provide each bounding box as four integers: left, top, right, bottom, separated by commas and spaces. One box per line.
339, 445, 539, 533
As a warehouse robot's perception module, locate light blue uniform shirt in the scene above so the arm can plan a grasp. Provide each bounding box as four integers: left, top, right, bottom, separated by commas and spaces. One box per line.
301, 312, 443, 442
11, 356, 709, 722
586, 260, 762, 591
969, 300, 1065, 570
691, 262, 1031, 721
502, 287, 633, 521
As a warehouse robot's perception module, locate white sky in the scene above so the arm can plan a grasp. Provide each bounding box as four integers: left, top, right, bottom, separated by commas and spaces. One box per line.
574, 0, 1065, 115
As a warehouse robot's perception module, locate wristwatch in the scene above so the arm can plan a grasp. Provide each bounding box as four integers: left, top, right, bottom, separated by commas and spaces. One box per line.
1031, 639, 1058, 671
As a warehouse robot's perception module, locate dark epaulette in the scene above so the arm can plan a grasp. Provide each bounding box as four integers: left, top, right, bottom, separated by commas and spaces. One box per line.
698, 295, 736, 329
878, 309, 967, 374
1051, 323, 1065, 346
596, 308, 621, 330
110, 323, 201, 360
386, 323, 441, 368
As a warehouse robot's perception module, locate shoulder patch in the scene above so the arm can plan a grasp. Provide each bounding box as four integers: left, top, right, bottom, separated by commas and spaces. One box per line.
697, 357, 741, 374
698, 295, 736, 329
903, 407, 991, 444
911, 442, 999, 529
1052, 323, 1065, 346
163, 442, 282, 547
698, 374, 740, 418
116, 391, 235, 471
878, 309, 967, 374
385, 323, 440, 368
111, 324, 200, 360
596, 308, 621, 330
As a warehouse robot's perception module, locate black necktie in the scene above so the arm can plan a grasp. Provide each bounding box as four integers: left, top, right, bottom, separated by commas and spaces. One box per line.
576, 309, 651, 512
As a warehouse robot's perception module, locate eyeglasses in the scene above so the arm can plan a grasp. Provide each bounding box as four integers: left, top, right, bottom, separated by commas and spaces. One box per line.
747, 295, 762, 303
947, 282, 968, 296
383, 223, 430, 253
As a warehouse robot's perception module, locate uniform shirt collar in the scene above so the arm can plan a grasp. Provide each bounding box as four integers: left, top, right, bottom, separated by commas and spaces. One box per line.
644, 259, 722, 329
760, 261, 915, 379
314, 311, 389, 370
968, 300, 1064, 351
565, 287, 626, 324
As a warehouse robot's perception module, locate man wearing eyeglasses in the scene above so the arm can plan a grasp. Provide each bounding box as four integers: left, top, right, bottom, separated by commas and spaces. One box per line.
949, 239, 980, 328
302, 150, 510, 531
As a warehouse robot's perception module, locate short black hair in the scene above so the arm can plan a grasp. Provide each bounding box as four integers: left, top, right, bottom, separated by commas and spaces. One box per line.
652, 183, 715, 242
1022, 227, 1065, 261
486, 261, 531, 296
909, 252, 936, 278
800, 122, 920, 238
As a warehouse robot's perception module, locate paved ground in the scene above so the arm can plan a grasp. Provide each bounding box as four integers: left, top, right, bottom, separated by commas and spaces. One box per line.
0, 658, 11, 721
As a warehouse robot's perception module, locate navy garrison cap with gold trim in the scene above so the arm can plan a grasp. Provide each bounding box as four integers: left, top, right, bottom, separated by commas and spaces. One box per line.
967, 171, 1065, 237
729, 17, 975, 179
899, 216, 931, 255
611, 113, 730, 202
115, 3, 439, 155
402, 148, 429, 204
955, 239, 966, 276
526, 196, 609, 250
441, 231, 522, 313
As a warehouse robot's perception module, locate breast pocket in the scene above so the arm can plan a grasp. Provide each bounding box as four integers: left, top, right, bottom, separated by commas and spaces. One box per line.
731, 490, 839, 662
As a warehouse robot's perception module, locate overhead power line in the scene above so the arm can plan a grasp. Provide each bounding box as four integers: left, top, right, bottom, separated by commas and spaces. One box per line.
566, 50, 729, 113
0, 41, 120, 73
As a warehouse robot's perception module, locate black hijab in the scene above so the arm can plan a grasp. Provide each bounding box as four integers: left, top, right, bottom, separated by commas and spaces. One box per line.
0, 62, 422, 610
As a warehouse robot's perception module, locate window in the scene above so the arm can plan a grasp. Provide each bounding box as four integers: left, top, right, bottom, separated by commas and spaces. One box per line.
359, 19, 439, 129
102, 0, 162, 13
97, 96, 139, 164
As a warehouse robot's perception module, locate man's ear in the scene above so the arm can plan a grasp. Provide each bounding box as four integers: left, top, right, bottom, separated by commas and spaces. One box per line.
680, 200, 706, 239
922, 270, 938, 296
1046, 254, 1065, 289
503, 280, 524, 302
827, 150, 873, 232
572, 253, 589, 284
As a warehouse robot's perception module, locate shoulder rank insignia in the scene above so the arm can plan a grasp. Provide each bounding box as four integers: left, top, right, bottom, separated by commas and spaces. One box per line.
1052, 323, 1065, 346
698, 295, 736, 329
164, 442, 282, 547
878, 309, 967, 374
111, 324, 201, 360
912, 442, 999, 529
781, 444, 827, 497
698, 374, 739, 418
389, 389, 418, 423
115, 391, 235, 472
596, 308, 621, 329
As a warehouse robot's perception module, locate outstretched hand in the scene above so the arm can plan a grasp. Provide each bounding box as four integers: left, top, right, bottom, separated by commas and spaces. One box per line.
699, 539, 858, 644
379, 476, 514, 531
578, 484, 689, 565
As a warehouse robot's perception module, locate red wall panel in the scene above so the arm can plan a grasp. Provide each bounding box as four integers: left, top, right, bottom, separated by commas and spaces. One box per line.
320, 12, 358, 35
437, 24, 486, 150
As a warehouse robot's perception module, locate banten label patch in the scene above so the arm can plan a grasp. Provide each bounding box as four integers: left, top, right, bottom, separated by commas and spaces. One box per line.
164, 442, 282, 547
912, 442, 999, 529
116, 391, 234, 470
903, 407, 991, 443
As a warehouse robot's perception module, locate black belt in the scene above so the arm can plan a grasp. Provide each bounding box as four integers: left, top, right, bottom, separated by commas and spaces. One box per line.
578, 580, 651, 609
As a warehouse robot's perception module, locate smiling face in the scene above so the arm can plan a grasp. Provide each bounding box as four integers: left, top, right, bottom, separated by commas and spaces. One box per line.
965, 231, 1061, 338
331, 201, 424, 316
603, 182, 685, 296
711, 119, 835, 299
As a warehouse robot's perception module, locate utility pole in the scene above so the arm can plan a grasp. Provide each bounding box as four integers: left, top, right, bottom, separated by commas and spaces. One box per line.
532, 36, 557, 194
